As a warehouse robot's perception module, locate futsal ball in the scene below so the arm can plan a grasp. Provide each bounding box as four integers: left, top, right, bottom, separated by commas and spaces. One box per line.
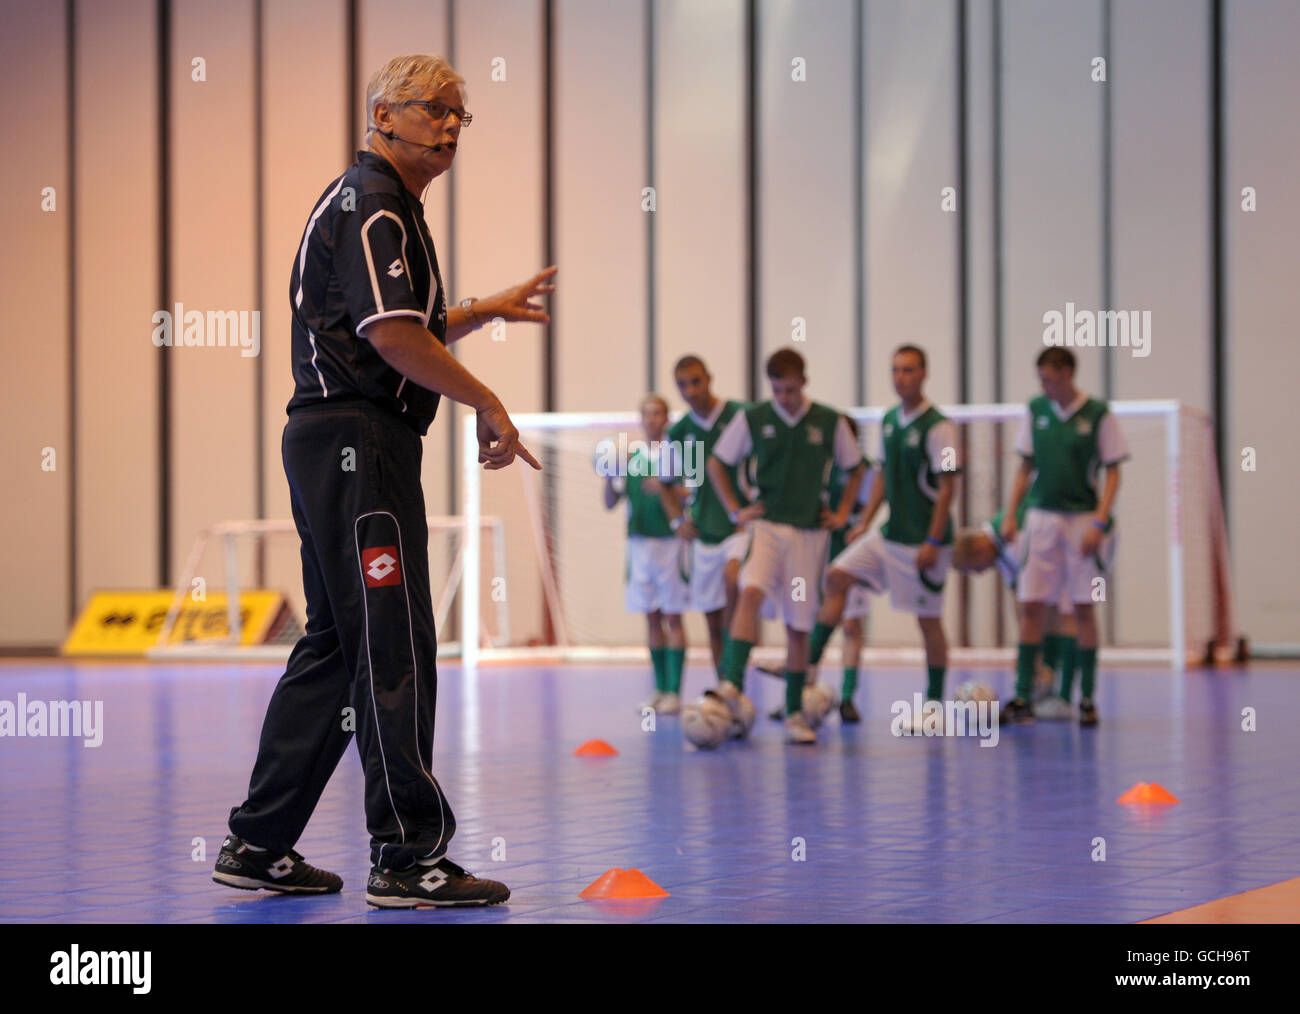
683, 694, 732, 750
801, 683, 835, 728
955, 681, 996, 703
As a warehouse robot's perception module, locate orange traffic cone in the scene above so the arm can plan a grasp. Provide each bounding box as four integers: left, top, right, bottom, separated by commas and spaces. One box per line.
579, 868, 670, 900
573, 739, 618, 756
1117, 782, 1180, 804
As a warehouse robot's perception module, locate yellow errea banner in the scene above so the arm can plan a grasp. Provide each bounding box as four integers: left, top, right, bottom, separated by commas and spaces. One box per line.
62, 590, 285, 656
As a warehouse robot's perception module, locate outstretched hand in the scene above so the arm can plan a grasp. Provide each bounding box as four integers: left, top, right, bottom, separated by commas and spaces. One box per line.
482, 265, 557, 325
477, 402, 541, 471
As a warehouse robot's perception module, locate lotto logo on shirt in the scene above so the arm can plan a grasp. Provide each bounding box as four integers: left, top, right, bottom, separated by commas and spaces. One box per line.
362, 546, 402, 587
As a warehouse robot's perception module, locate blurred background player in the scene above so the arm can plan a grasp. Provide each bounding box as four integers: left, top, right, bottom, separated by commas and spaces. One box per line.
951, 494, 1077, 719
999, 346, 1126, 726
809, 345, 960, 732
767, 415, 874, 724
708, 349, 866, 744
658, 356, 751, 680
602, 395, 690, 714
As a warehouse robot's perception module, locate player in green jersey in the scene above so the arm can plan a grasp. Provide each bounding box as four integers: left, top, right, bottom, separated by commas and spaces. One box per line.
1000, 346, 1126, 726
708, 349, 867, 745
601, 394, 690, 715
810, 345, 960, 732
658, 356, 753, 680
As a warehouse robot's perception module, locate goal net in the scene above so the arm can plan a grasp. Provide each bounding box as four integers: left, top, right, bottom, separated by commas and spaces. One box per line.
459, 401, 1235, 669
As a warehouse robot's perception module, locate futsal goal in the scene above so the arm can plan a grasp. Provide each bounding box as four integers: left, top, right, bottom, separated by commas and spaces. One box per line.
459, 401, 1236, 670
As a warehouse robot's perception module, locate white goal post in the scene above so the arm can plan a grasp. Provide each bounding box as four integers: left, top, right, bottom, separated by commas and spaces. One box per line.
460, 401, 1236, 670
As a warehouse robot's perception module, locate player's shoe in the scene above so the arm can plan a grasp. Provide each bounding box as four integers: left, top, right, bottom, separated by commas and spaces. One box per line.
1079, 698, 1099, 727
639, 691, 664, 714
1033, 695, 1073, 721
212, 834, 342, 894
839, 698, 861, 723
656, 691, 681, 716
365, 857, 510, 908
784, 711, 817, 744
768, 705, 786, 721
999, 698, 1035, 724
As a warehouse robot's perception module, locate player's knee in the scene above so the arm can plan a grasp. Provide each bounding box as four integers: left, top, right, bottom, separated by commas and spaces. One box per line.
827, 567, 852, 594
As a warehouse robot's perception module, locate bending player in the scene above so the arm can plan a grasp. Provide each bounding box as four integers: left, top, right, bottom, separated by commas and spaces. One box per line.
999, 346, 1125, 726
708, 349, 866, 745
951, 494, 1078, 719
809, 345, 960, 730
658, 356, 751, 680
602, 395, 689, 715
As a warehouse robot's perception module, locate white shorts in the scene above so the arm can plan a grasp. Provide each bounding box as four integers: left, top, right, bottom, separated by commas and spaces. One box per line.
843, 582, 872, 621
689, 530, 749, 613
830, 531, 951, 618
738, 520, 830, 633
1006, 532, 1073, 615
625, 536, 689, 614
1016, 508, 1118, 607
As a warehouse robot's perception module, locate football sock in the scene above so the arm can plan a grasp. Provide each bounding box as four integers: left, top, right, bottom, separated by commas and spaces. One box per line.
665, 647, 685, 695
1042, 633, 1063, 673
785, 670, 807, 715
723, 637, 753, 692
1016, 643, 1040, 701
1079, 647, 1098, 700
1058, 636, 1079, 700
650, 646, 667, 694
842, 666, 858, 699
809, 622, 834, 667
926, 666, 945, 701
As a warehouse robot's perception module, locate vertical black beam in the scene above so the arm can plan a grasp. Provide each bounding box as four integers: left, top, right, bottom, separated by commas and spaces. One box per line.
646, 0, 657, 392
852, 0, 865, 409
744, 0, 758, 401
991, 0, 1005, 647
955, 0, 971, 647
66, 0, 78, 621
253, 0, 266, 584
157, 0, 172, 586
541, 0, 557, 644
346, 0, 358, 166
1210, 0, 1227, 533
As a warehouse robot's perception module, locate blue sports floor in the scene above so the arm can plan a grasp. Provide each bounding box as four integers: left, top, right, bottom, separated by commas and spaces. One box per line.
0, 659, 1296, 923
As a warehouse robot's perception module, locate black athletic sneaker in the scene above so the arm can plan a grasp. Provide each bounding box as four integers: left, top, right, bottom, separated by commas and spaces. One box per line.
768, 705, 786, 721
1079, 698, 1099, 727
839, 698, 861, 723
212, 834, 343, 894
366, 857, 510, 908
999, 698, 1035, 724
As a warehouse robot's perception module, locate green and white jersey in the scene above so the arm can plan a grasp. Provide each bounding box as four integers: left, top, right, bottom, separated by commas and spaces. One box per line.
877, 401, 960, 546
664, 399, 750, 545
624, 445, 673, 538
1014, 392, 1129, 513
713, 398, 864, 530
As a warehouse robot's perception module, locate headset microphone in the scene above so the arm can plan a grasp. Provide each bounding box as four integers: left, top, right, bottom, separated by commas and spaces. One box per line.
384, 129, 443, 153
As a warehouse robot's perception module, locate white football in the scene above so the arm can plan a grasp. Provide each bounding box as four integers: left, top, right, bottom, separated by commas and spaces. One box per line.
802, 682, 835, 728
683, 694, 731, 750
955, 681, 996, 703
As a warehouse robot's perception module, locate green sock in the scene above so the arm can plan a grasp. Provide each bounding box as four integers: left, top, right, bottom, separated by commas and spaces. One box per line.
722, 637, 753, 692
1042, 633, 1063, 673
1079, 647, 1098, 700
1058, 636, 1078, 700
785, 670, 807, 715
650, 646, 667, 693
926, 666, 945, 701
842, 667, 858, 699
1016, 643, 1040, 701
665, 647, 685, 695
809, 622, 834, 667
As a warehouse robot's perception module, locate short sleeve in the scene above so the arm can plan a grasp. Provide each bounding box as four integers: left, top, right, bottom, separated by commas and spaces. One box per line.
336, 195, 427, 336
928, 419, 960, 473
876, 427, 887, 464
712, 412, 752, 466
1098, 411, 1130, 465
1014, 406, 1035, 458
834, 416, 865, 470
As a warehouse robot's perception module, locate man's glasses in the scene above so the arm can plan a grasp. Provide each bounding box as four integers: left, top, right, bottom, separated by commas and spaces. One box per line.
405, 99, 472, 127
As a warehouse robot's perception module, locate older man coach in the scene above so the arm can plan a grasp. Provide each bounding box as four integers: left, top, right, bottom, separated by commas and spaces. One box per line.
214, 55, 553, 908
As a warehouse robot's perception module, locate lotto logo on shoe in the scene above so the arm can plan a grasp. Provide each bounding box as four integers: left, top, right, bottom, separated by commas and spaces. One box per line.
363, 546, 402, 587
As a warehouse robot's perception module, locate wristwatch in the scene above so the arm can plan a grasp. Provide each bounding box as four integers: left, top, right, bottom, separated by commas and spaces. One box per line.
460, 297, 480, 323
